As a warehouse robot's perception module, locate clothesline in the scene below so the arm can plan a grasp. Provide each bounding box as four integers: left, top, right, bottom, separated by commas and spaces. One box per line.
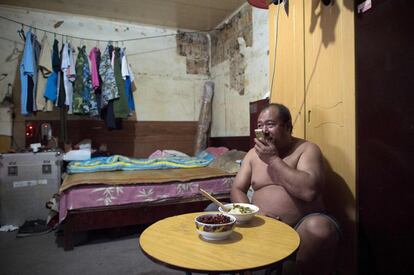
0, 14, 206, 43
20, 25, 137, 129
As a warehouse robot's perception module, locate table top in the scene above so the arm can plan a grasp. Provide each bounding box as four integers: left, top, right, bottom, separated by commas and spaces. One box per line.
139, 212, 300, 273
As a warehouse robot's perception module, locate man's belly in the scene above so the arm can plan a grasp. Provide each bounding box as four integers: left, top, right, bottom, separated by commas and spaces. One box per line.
251, 185, 324, 226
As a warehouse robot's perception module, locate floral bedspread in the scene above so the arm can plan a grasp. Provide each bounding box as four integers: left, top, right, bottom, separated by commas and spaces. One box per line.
59, 177, 233, 222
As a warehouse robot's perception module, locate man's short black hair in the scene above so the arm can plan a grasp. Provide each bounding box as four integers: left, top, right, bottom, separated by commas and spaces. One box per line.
261, 103, 293, 133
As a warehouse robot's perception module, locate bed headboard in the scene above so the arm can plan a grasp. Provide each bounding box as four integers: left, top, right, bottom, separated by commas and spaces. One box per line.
25, 120, 198, 157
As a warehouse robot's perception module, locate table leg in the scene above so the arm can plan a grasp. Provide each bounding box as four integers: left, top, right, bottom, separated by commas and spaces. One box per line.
264, 263, 283, 275
275, 265, 283, 275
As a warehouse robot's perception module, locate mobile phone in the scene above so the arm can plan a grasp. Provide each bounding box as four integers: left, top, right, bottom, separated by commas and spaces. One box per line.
254, 129, 264, 141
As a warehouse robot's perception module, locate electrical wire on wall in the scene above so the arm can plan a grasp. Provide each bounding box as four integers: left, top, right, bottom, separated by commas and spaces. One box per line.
0, 14, 183, 43
0, 14, 252, 45
269, 1, 282, 101
268, 1, 303, 130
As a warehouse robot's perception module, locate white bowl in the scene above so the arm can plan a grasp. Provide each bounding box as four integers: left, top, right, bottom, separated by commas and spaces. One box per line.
219, 203, 260, 223
195, 213, 236, 240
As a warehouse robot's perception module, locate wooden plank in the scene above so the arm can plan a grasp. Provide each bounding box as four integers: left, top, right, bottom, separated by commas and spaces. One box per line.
25, 120, 198, 157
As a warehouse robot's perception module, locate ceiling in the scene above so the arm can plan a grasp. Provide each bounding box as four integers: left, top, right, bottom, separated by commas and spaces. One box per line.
0, 0, 247, 31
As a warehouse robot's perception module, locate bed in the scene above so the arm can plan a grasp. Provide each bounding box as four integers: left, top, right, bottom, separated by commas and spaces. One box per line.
59, 165, 235, 250
36, 120, 250, 250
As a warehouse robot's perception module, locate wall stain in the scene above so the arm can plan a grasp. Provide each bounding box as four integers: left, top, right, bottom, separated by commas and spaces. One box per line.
175, 4, 252, 93
176, 31, 209, 75
210, 5, 252, 95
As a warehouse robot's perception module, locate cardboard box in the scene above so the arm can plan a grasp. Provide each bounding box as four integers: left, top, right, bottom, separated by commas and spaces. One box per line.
0, 151, 62, 226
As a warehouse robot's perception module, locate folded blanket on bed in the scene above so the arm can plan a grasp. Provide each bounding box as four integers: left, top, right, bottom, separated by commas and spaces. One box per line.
60, 166, 234, 192
66, 154, 214, 174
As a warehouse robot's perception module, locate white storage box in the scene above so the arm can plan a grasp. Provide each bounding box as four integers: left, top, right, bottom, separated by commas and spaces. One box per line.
0, 151, 62, 226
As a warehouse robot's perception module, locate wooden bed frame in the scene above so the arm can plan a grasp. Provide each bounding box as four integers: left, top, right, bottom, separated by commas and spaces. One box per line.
63, 194, 230, 250
32, 119, 249, 250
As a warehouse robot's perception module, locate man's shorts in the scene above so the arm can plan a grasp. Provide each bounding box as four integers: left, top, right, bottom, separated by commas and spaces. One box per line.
294, 212, 342, 238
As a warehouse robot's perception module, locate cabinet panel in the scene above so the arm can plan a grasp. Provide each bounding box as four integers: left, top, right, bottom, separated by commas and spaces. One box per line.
303, 1, 356, 274
304, 0, 356, 196
269, 0, 305, 138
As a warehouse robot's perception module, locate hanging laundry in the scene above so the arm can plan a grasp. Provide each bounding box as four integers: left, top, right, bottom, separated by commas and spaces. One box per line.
19, 29, 35, 115
32, 32, 41, 112
44, 39, 59, 105
68, 43, 76, 112
56, 42, 66, 109
94, 47, 117, 130
61, 42, 75, 113
36, 33, 53, 112
121, 47, 135, 112
98, 44, 119, 108
93, 47, 103, 114
73, 46, 98, 116
113, 47, 129, 118
89, 47, 100, 90
72, 46, 87, 114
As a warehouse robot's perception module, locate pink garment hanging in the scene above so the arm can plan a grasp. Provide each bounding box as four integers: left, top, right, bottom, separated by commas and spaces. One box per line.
89, 47, 100, 90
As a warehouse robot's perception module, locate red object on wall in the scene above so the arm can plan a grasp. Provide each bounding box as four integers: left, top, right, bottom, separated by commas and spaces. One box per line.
25, 122, 35, 138
247, 0, 276, 9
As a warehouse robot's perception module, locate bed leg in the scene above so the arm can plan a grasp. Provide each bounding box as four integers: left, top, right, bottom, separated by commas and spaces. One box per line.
63, 220, 74, 251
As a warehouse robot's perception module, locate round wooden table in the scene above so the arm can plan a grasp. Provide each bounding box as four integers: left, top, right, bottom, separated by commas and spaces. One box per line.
139, 212, 300, 274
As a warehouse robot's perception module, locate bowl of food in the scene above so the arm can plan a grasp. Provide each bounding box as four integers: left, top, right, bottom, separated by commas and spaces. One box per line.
195, 213, 236, 240
219, 203, 260, 223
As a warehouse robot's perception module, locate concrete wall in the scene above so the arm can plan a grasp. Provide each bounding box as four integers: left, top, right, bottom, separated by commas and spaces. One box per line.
0, 4, 268, 138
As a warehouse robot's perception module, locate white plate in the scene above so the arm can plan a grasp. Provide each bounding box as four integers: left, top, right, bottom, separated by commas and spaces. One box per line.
219, 203, 259, 223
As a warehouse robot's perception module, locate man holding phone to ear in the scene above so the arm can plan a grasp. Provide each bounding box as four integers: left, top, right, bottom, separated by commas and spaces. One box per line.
231, 103, 340, 275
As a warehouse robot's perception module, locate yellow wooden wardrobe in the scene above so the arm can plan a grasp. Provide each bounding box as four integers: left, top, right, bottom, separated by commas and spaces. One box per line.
268, 1, 356, 274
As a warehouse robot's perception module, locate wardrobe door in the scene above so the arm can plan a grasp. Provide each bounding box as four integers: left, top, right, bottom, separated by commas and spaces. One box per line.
304, 0, 356, 195
269, 0, 305, 138
303, 0, 356, 274
269, 2, 356, 272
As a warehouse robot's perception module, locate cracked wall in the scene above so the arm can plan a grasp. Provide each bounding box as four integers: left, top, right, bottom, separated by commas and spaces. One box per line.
210, 6, 252, 95
176, 6, 253, 95
210, 5, 269, 137
176, 31, 209, 75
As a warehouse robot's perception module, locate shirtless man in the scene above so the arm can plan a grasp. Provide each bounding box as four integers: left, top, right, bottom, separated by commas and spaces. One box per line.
231, 103, 339, 275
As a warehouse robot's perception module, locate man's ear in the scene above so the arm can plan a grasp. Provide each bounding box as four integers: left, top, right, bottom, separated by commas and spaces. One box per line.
284, 123, 293, 134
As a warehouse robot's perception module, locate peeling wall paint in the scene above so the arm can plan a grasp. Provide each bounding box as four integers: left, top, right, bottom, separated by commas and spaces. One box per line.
176, 31, 209, 75
210, 6, 252, 95
210, 5, 269, 137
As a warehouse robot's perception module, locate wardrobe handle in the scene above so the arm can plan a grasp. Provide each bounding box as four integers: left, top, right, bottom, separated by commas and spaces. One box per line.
308, 110, 311, 123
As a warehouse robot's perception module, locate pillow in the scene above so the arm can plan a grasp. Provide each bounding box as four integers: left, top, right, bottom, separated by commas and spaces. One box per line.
148, 150, 190, 159
163, 150, 189, 157
208, 150, 247, 173
205, 146, 229, 158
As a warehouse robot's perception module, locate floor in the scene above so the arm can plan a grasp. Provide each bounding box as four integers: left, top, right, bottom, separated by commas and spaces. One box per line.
0, 225, 299, 275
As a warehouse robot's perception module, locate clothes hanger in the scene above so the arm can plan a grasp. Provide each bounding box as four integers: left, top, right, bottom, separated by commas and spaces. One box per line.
17, 24, 25, 41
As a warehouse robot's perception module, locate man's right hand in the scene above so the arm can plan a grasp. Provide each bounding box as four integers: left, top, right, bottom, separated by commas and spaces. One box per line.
254, 138, 279, 164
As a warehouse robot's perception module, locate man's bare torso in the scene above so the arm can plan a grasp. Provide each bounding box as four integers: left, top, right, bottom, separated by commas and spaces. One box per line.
250, 138, 325, 226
